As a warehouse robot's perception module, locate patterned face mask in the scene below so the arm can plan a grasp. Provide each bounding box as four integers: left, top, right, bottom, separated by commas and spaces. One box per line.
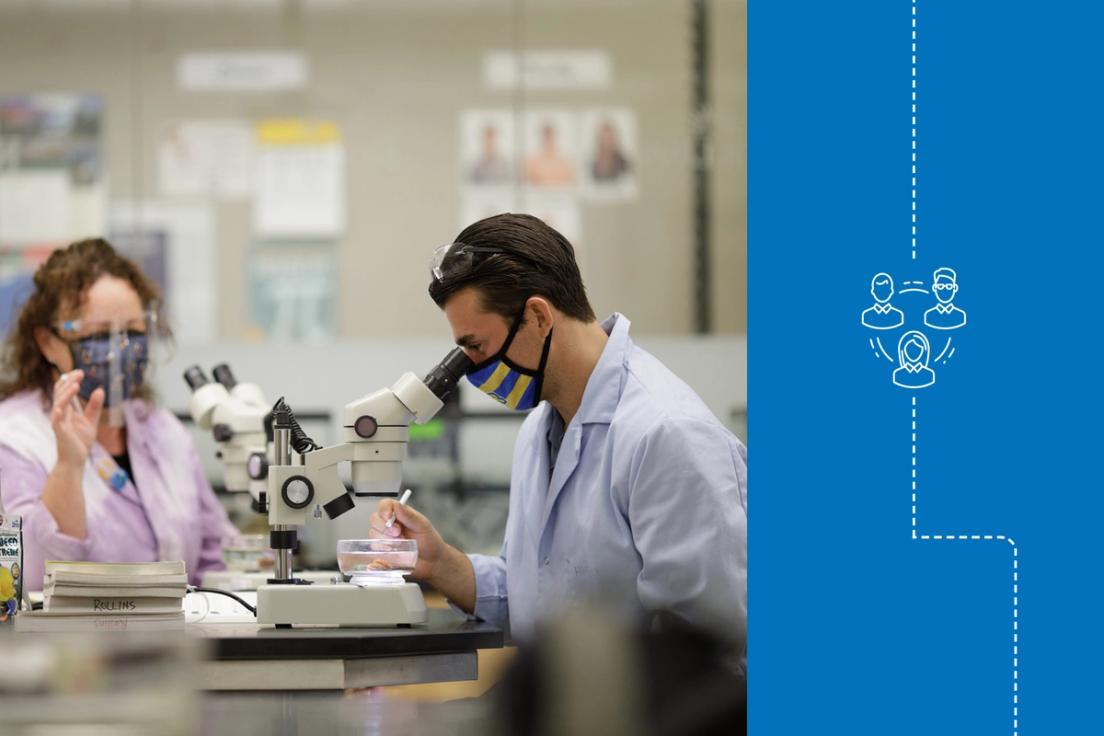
68, 330, 149, 407
465, 308, 552, 412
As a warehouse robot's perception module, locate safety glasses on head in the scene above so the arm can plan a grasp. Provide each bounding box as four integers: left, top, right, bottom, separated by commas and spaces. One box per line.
430, 243, 509, 283
430, 241, 549, 285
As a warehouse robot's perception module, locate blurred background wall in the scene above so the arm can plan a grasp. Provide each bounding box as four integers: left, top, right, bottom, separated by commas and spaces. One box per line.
0, 0, 746, 562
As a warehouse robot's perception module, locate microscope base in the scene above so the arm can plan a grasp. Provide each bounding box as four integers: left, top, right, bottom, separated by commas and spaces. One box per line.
256, 582, 428, 627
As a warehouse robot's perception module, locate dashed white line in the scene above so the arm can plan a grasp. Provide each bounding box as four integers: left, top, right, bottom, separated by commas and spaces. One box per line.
911, 393, 1020, 734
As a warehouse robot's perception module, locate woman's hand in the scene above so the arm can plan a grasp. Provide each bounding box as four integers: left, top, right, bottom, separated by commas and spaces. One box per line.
50, 370, 104, 469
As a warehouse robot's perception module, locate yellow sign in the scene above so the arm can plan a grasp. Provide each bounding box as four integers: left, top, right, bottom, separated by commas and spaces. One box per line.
256, 119, 340, 145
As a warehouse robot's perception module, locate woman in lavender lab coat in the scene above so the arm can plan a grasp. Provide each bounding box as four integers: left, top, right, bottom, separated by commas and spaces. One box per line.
0, 238, 237, 592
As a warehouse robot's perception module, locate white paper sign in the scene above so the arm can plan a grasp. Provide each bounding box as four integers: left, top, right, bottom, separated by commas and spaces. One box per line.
110, 202, 216, 344
254, 145, 345, 238
484, 50, 612, 90
177, 52, 307, 92
158, 121, 255, 198
0, 171, 71, 244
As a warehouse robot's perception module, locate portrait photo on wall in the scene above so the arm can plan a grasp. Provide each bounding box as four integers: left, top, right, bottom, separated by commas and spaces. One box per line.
580, 108, 638, 201
459, 109, 516, 187
522, 109, 577, 191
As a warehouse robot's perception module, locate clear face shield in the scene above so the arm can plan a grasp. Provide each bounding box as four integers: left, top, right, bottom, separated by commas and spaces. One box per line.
53, 306, 167, 426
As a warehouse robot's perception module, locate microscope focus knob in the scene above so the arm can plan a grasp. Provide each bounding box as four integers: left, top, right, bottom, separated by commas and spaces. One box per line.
247, 452, 268, 480
281, 475, 314, 509
354, 415, 378, 438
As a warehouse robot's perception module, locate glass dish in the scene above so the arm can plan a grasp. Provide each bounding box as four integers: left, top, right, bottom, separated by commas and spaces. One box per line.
337, 538, 418, 584
222, 534, 274, 572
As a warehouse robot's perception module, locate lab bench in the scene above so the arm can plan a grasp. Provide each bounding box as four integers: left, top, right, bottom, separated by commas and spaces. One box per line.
191, 607, 504, 691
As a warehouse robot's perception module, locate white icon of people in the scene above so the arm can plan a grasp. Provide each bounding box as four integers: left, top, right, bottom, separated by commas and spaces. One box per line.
861, 272, 905, 330
892, 330, 936, 389
923, 266, 967, 330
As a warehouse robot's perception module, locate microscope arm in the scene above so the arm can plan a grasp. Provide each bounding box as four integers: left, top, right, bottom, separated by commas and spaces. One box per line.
266, 443, 355, 526
303, 444, 358, 518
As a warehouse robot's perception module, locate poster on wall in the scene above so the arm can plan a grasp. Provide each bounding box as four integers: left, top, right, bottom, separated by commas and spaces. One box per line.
0, 171, 70, 244
108, 229, 169, 303
579, 108, 638, 201
483, 50, 613, 91
247, 245, 336, 342
459, 109, 516, 187
157, 120, 254, 198
110, 202, 216, 344
253, 119, 345, 239
0, 94, 105, 246
522, 109, 578, 191
177, 51, 308, 93
0, 246, 53, 337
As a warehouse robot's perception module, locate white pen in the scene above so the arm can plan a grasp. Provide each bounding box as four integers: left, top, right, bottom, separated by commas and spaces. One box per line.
59, 371, 83, 412
385, 489, 412, 529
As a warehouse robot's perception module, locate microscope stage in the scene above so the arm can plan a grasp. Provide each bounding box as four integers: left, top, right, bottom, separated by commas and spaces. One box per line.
256, 581, 428, 627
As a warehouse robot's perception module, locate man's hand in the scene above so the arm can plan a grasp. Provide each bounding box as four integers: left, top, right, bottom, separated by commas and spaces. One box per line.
368, 499, 447, 582
368, 498, 477, 613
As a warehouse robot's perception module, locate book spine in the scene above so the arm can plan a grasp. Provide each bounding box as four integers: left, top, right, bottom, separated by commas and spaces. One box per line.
15, 614, 185, 633
44, 586, 186, 599
46, 597, 182, 614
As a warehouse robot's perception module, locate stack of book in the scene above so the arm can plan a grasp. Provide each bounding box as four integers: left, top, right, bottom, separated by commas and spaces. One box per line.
16, 560, 187, 632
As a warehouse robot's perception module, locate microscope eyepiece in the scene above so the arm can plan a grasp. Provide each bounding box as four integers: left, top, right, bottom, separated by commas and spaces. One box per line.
212, 363, 238, 389
424, 347, 473, 400
184, 365, 209, 391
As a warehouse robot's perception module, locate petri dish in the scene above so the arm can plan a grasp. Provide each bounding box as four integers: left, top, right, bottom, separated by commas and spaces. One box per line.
337, 538, 418, 584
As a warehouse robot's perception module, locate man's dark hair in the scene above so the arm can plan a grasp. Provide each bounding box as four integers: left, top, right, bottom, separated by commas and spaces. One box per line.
429, 213, 596, 322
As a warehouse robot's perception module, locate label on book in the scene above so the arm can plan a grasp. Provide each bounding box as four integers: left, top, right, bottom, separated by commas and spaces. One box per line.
95, 598, 139, 612
45, 596, 182, 614
14, 611, 186, 632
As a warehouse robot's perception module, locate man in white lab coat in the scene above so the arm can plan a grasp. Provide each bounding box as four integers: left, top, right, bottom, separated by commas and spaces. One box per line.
371, 214, 747, 667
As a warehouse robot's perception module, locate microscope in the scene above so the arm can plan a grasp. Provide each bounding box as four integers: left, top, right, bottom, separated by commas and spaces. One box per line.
256, 347, 472, 627
183, 363, 270, 511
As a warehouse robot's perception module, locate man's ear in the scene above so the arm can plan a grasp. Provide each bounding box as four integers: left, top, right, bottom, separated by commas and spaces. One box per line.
527, 297, 555, 336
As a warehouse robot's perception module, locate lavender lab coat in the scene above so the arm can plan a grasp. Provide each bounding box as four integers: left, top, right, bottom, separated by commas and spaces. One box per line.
0, 390, 237, 591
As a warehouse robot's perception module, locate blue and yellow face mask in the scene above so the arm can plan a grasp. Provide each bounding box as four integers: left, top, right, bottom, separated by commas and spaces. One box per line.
466, 307, 553, 411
